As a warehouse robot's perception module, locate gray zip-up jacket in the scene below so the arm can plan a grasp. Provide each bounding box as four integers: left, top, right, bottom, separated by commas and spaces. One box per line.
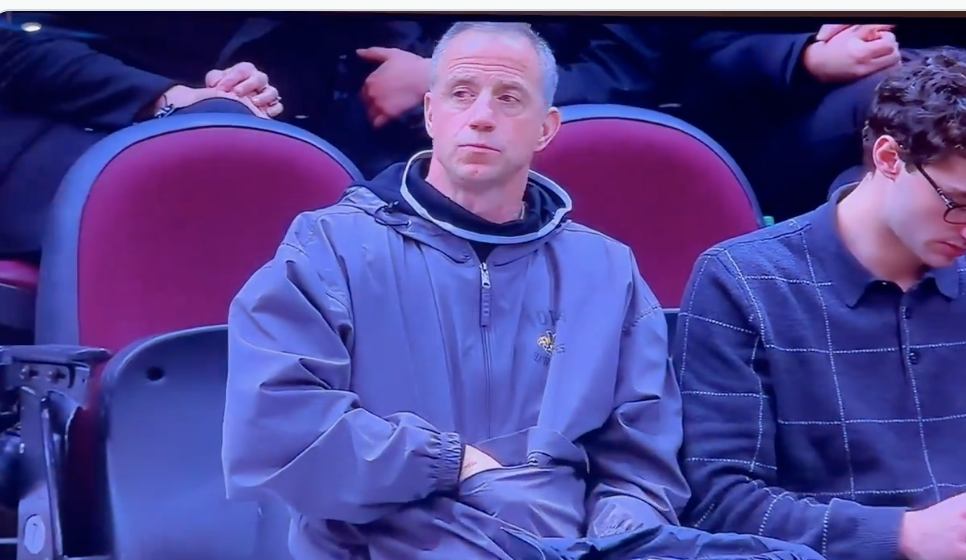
223, 160, 689, 560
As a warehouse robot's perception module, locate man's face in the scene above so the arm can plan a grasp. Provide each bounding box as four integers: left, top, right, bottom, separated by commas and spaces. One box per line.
881, 145, 966, 268
424, 30, 560, 188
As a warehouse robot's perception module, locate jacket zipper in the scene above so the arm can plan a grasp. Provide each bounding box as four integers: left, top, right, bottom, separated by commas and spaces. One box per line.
479, 262, 492, 438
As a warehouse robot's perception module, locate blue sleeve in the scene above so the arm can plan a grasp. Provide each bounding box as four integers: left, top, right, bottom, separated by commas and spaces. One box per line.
0, 28, 175, 128
690, 30, 818, 100
222, 212, 464, 525
584, 251, 691, 538
674, 249, 905, 560
553, 24, 660, 107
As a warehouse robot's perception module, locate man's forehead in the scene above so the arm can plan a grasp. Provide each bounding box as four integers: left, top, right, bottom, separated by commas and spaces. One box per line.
448, 29, 531, 51
439, 31, 539, 68
438, 31, 541, 86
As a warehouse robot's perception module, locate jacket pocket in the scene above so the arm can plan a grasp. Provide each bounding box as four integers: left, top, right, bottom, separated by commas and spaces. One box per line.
458, 427, 588, 538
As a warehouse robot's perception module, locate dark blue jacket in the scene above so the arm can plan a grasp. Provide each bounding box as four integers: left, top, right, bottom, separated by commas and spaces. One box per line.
0, 12, 254, 256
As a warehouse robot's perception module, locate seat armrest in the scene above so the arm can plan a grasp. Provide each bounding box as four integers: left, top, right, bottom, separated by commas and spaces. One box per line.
0, 345, 110, 403
0, 345, 110, 560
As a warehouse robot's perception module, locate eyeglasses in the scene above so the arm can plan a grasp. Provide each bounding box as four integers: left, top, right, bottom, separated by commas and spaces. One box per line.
915, 163, 966, 225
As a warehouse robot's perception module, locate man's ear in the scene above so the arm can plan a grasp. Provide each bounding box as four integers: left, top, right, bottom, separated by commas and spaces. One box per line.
423, 92, 434, 139
871, 135, 904, 180
534, 107, 562, 152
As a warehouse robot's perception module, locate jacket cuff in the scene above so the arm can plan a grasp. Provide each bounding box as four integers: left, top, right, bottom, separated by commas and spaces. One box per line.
828, 499, 906, 560
433, 431, 463, 493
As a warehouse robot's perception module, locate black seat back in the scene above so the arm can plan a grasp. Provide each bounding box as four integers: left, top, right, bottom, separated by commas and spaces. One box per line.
99, 326, 290, 559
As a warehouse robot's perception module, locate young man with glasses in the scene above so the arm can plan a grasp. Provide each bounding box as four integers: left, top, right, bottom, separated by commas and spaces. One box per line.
675, 47, 966, 560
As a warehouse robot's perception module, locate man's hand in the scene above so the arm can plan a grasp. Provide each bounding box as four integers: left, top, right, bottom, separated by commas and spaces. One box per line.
357, 47, 431, 129
814, 24, 856, 42
206, 61, 283, 118
899, 492, 966, 560
152, 85, 268, 118
459, 445, 502, 483
803, 24, 901, 84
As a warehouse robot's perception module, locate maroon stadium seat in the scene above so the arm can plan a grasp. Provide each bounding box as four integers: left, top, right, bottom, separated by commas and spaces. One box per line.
2, 113, 361, 559
532, 104, 764, 308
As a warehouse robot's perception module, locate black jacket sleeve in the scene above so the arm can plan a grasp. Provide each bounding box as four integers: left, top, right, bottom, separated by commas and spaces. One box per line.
0, 29, 176, 130
548, 23, 663, 108
689, 30, 820, 101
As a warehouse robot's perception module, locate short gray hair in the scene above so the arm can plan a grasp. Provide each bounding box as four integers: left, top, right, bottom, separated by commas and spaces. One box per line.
430, 21, 559, 108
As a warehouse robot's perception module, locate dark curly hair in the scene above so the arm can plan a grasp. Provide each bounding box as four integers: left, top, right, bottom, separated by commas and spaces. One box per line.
863, 47, 966, 167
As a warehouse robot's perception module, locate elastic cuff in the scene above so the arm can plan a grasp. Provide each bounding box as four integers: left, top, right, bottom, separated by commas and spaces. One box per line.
830, 499, 906, 560
434, 431, 463, 493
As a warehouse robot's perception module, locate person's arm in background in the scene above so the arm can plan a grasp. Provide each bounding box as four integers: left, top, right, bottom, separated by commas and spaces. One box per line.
688, 23, 900, 103
674, 249, 906, 560
355, 21, 668, 124
584, 250, 691, 538
0, 28, 176, 129
222, 212, 465, 525
550, 23, 664, 107
689, 28, 819, 101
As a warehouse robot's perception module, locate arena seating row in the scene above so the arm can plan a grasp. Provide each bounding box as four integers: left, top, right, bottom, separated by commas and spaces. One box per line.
0, 105, 761, 559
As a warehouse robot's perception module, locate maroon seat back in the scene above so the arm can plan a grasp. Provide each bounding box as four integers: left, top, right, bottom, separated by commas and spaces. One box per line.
33, 114, 361, 551
532, 104, 763, 307
38, 114, 360, 349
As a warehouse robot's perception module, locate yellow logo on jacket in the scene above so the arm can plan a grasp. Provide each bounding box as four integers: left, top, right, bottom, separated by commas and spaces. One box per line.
537, 331, 558, 354
535, 330, 565, 362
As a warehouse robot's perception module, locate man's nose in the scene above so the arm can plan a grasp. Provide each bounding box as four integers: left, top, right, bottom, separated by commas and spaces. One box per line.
466, 95, 496, 131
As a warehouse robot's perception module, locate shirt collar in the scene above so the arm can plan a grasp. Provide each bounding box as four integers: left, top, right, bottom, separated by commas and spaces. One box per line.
807, 186, 962, 307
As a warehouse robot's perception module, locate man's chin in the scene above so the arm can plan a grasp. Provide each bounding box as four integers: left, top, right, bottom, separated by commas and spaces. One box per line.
454, 163, 501, 182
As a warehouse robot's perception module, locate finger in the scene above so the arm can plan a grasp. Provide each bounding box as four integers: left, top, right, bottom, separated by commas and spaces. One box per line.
372, 114, 390, 129
251, 85, 279, 107
366, 104, 381, 127
853, 24, 895, 41
816, 24, 851, 42
356, 46, 394, 62
217, 90, 266, 118
232, 71, 269, 98
856, 34, 899, 61
265, 102, 284, 119
245, 100, 268, 119
865, 49, 902, 74
215, 69, 246, 93
214, 61, 257, 93
205, 69, 225, 88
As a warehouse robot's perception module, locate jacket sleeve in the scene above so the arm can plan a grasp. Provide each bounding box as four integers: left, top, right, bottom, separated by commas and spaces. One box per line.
689, 30, 818, 100
584, 250, 691, 538
0, 28, 175, 129
553, 24, 661, 107
674, 249, 906, 560
222, 212, 465, 525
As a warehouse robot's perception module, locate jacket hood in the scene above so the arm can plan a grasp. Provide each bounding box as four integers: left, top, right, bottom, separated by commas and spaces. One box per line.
354, 150, 573, 246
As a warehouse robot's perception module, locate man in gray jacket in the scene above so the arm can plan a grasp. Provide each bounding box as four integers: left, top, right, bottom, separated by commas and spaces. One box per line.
221, 21, 688, 560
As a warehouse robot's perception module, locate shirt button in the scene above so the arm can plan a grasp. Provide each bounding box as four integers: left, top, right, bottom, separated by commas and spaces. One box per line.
903, 308, 912, 319
909, 351, 920, 365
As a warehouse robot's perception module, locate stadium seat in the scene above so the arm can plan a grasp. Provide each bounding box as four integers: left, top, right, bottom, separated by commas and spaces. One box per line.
532, 104, 764, 308
0, 112, 361, 560
98, 325, 291, 560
